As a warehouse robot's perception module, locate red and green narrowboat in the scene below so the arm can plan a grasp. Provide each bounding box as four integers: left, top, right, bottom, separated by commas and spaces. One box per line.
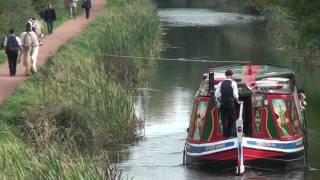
184, 64, 308, 174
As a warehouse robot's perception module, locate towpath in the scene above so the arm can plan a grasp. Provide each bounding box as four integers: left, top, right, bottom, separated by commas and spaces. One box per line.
0, 0, 107, 103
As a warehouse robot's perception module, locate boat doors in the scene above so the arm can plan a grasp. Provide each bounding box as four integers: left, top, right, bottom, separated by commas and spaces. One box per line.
267, 95, 302, 140
187, 96, 213, 143
251, 94, 269, 138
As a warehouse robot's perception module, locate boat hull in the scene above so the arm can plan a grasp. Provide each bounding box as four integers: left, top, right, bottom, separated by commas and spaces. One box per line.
185, 137, 305, 169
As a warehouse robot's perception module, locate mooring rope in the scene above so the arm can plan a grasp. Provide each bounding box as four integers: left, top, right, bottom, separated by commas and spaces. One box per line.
98, 54, 251, 64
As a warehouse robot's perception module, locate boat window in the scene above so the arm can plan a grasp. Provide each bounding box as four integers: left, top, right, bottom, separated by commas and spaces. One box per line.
253, 108, 262, 132
192, 101, 208, 141
252, 95, 263, 108
271, 99, 291, 137
288, 100, 300, 134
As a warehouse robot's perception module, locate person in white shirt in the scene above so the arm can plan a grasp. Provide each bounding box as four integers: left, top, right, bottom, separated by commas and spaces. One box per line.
20, 23, 39, 75
69, 0, 78, 19
215, 69, 239, 138
3, 29, 22, 76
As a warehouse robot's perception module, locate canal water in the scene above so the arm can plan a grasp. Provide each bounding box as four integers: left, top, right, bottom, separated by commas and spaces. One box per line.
117, 1, 320, 179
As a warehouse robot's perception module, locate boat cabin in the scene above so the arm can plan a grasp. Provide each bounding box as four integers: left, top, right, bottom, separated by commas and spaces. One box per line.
187, 65, 305, 144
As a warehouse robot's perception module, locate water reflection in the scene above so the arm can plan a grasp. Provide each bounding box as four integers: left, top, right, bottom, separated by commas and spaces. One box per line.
158, 9, 264, 27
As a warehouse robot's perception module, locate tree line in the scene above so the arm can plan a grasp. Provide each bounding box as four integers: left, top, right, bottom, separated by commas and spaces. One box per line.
249, 0, 319, 61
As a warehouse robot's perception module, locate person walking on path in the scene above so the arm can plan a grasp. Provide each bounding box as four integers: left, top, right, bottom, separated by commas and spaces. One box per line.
44, 4, 57, 34
82, 0, 92, 19
214, 69, 240, 138
3, 29, 22, 76
69, 0, 78, 19
20, 23, 39, 75
0, 0, 106, 104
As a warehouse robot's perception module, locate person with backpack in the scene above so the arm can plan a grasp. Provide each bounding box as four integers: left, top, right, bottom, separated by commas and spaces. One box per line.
3, 29, 22, 76
20, 23, 39, 76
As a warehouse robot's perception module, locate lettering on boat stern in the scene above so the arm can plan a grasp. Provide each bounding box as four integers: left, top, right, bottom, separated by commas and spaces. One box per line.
256, 142, 276, 148
205, 143, 226, 151
248, 139, 304, 149
186, 142, 233, 153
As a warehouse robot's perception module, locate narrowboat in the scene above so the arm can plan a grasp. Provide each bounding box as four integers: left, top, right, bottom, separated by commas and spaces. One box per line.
183, 64, 308, 174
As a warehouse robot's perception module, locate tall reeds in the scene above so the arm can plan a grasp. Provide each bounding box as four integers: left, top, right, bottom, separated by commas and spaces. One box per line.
0, 0, 162, 178
0, 136, 105, 179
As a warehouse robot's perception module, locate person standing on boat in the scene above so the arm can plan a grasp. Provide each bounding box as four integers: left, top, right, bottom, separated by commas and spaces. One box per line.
214, 69, 240, 138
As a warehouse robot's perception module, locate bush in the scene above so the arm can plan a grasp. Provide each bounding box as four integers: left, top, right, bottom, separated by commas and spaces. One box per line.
249, 0, 320, 61
0, 0, 36, 42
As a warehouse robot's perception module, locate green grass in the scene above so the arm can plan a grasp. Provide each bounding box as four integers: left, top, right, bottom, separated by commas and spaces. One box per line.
0, 51, 5, 64
0, 130, 105, 179
0, 0, 162, 178
0, 0, 161, 157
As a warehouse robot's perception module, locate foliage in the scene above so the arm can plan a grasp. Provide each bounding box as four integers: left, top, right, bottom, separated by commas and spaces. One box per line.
249, 0, 320, 61
0, 0, 36, 42
0, 0, 161, 178
0, 132, 107, 179
0, 51, 5, 64
31, 0, 67, 12
0, 0, 162, 152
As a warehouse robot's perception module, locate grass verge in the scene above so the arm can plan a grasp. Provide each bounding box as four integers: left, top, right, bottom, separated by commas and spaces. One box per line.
0, 0, 162, 178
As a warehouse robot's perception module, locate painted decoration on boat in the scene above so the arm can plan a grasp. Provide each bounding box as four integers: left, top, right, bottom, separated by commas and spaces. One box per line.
288, 100, 300, 134
272, 99, 290, 137
193, 101, 208, 140
254, 109, 262, 132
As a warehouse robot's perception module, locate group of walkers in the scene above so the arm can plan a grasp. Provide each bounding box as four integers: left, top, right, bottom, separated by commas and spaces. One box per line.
3, 22, 39, 76
69, 0, 92, 19
2, 0, 92, 77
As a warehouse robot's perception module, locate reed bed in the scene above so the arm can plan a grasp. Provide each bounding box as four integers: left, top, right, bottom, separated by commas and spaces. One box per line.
0, 0, 162, 178
0, 139, 106, 179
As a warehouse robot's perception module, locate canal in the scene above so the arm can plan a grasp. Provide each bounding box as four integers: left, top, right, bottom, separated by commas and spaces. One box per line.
117, 1, 320, 179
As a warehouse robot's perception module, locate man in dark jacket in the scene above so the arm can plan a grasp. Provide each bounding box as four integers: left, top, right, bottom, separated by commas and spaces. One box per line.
3, 29, 22, 76
214, 69, 240, 138
83, 0, 92, 19
44, 4, 57, 34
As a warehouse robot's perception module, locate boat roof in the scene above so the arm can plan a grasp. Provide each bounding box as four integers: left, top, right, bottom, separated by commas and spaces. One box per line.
202, 64, 296, 95
212, 64, 293, 80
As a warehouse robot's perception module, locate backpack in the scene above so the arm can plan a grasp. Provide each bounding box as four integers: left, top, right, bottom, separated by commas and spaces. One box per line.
6, 35, 18, 51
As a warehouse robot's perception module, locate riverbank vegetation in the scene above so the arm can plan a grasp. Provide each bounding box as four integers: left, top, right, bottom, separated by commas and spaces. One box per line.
0, 0, 82, 63
248, 0, 319, 62
0, 0, 162, 178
